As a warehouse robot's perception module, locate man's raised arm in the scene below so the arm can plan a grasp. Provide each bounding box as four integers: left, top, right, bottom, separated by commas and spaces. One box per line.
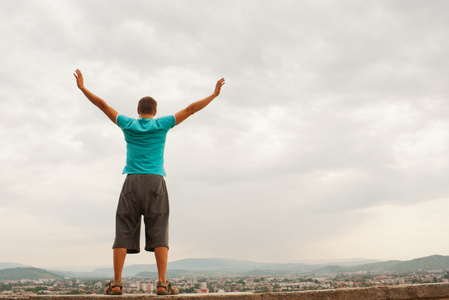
174, 78, 225, 126
73, 69, 119, 124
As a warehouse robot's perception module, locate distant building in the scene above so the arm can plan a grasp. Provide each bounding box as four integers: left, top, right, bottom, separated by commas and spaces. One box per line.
139, 282, 153, 293
200, 282, 209, 293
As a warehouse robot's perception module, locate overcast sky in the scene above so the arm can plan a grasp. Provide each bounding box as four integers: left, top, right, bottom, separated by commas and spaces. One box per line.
1, 0, 449, 270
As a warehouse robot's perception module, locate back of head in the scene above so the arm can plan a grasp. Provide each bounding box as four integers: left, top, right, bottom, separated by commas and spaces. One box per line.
138, 96, 157, 115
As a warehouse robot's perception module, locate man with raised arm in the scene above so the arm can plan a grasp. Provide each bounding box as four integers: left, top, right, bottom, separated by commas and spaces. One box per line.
73, 69, 225, 295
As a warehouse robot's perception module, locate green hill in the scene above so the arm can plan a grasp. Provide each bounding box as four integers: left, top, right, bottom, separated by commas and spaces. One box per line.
135, 269, 229, 278
0, 267, 64, 280
4, 255, 449, 278
351, 255, 449, 273
0, 262, 27, 270
392, 255, 449, 272
353, 260, 404, 272
311, 265, 351, 274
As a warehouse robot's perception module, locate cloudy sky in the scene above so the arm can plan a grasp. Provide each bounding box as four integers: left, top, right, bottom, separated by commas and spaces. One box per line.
1, 0, 449, 270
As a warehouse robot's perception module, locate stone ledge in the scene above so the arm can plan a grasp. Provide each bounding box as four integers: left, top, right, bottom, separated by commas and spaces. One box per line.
1, 283, 449, 300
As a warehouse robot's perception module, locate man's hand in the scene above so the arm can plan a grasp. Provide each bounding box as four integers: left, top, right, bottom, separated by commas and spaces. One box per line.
213, 78, 225, 97
174, 78, 226, 126
73, 69, 85, 90
73, 69, 118, 124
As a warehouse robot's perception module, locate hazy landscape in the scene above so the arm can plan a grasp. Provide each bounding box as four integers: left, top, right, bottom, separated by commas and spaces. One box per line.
1, 254, 449, 280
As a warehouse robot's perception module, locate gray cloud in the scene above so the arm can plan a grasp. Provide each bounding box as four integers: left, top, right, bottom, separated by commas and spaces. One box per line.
1, 0, 449, 267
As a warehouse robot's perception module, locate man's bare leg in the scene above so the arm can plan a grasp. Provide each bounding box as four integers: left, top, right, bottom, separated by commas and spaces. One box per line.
112, 248, 127, 291
155, 246, 168, 291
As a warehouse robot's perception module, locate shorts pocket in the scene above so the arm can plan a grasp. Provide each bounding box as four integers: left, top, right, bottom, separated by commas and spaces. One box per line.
149, 179, 169, 214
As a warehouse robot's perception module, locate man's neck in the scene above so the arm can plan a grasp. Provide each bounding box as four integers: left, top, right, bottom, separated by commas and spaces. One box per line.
139, 114, 155, 119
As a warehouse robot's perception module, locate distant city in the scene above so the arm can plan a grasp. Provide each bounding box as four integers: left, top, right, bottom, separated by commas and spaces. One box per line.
1, 255, 448, 296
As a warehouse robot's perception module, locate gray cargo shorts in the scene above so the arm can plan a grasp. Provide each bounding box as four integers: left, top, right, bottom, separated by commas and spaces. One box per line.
113, 174, 169, 253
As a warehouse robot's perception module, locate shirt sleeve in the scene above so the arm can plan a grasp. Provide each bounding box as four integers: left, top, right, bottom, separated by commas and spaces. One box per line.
157, 115, 176, 130
116, 114, 134, 129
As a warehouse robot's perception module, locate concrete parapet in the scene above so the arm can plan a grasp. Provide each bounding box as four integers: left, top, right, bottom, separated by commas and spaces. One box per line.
1, 283, 449, 300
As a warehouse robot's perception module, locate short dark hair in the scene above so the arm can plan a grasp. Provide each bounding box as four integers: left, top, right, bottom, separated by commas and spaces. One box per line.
138, 96, 157, 114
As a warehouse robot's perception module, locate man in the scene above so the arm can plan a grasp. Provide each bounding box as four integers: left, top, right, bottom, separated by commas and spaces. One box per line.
73, 69, 225, 295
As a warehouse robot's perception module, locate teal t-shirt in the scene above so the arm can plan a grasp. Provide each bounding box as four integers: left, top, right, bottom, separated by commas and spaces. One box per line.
116, 114, 176, 176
